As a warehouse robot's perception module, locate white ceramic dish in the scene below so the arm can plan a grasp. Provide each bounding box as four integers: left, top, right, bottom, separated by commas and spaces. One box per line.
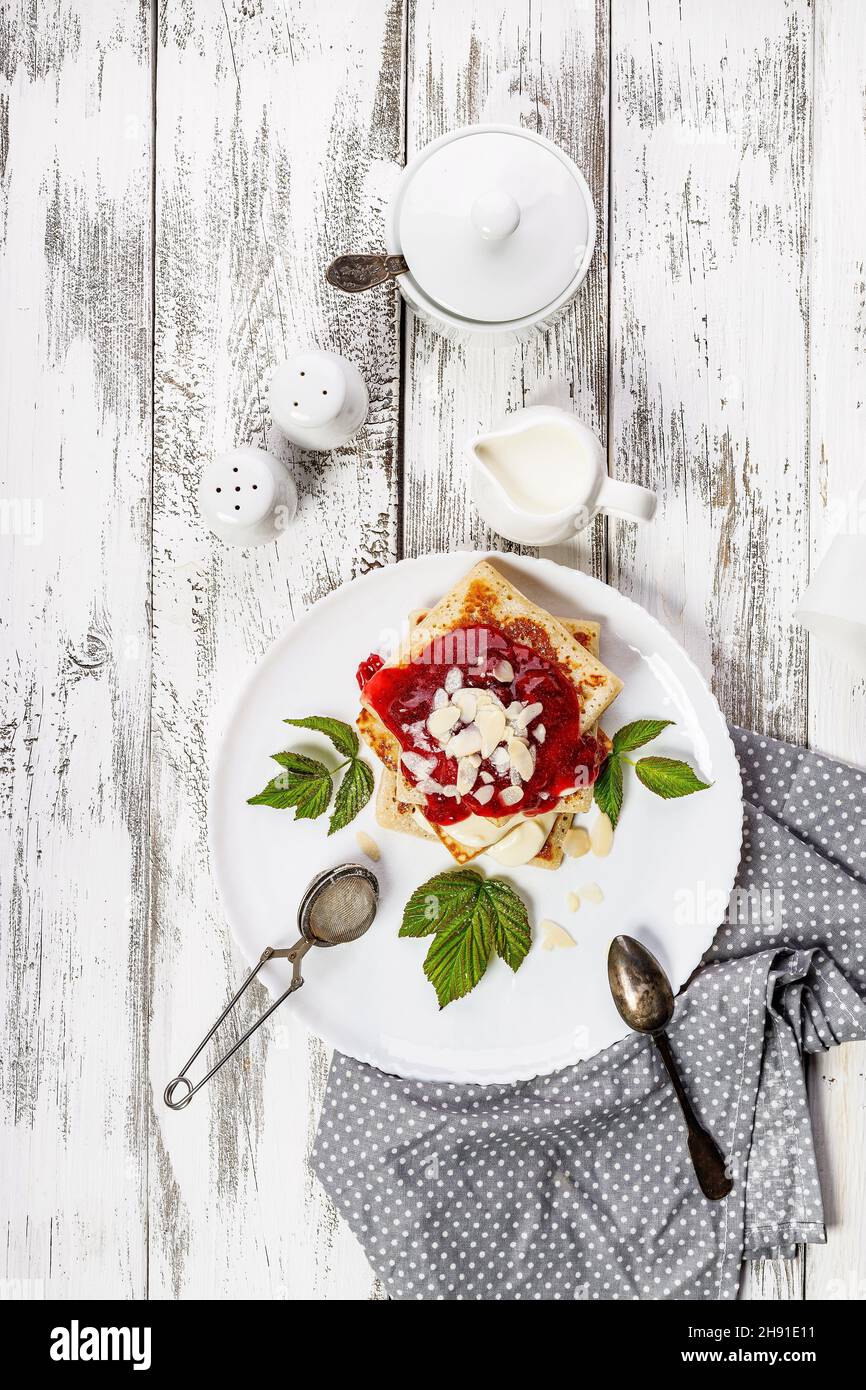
210, 552, 742, 1084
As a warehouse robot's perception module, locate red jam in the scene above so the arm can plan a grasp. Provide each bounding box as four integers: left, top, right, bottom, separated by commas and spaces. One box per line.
361, 624, 604, 825
356, 651, 384, 690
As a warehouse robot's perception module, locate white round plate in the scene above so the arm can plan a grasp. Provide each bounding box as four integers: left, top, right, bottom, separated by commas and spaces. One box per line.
210, 552, 742, 1084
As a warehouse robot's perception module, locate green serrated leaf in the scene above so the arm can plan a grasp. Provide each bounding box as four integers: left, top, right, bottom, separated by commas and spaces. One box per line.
271, 750, 331, 775
486, 880, 532, 972
612, 719, 674, 754
284, 715, 359, 760
634, 756, 711, 800
594, 753, 624, 829
401, 870, 532, 1007
248, 753, 332, 819
328, 758, 375, 834
422, 895, 495, 1009
399, 871, 482, 938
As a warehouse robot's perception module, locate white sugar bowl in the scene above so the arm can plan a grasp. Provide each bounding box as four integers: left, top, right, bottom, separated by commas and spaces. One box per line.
327, 124, 596, 337
269, 350, 368, 451
198, 446, 298, 547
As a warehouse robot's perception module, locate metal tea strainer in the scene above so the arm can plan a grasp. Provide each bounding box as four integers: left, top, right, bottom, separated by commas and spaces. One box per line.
164, 864, 379, 1110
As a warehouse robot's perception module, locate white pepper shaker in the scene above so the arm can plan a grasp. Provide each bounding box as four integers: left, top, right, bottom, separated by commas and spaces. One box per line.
198, 446, 298, 547
268, 350, 368, 451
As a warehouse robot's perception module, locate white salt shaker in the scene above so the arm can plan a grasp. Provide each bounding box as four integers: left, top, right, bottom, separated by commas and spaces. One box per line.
198, 446, 298, 547
268, 350, 368, 451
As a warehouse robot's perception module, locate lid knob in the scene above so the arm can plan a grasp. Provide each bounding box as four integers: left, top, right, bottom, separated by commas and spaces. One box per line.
470, 190, 521, 242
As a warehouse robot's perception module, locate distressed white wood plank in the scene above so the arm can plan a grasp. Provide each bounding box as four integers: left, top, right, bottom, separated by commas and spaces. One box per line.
151, 0, 403, 1299
403, 0, 609, 581
609, 0, 813, 1299
804, 0, 866, 1304
0, 1, 152, 1296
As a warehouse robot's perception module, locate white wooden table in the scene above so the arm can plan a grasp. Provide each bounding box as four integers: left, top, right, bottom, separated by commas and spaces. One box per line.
2, 0, 865, 1302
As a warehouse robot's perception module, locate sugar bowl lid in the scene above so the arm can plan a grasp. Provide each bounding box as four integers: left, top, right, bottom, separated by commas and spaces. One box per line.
388, 124, 596, 325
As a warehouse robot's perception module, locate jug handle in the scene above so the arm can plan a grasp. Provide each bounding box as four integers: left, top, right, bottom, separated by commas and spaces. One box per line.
595, 476, 657, 524
326, 253, 409, 294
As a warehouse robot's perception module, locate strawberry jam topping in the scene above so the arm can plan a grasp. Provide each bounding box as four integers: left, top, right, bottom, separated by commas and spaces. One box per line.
361, 623, 604, 826
356, 652, 384, 689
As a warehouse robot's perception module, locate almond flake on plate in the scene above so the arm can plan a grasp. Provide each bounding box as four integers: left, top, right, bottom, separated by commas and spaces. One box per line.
564, 826, 591, 858
579, 881, 604, 905
566, 892, 580, 912
541, 919, 576, 950
355, 831, 381, 862
590, 812, 614, 857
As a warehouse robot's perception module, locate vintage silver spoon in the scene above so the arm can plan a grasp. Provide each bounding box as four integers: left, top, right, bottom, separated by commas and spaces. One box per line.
607, 934, 733, 1201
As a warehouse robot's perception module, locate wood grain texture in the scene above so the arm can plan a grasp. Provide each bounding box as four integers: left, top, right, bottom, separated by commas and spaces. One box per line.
608, 0, 813, 1301
803, 0, 866, 1304
2, 0, 865, 1302
0, 0, 152, 1296
402, 0, 609, 583
150, 0, 403, 1299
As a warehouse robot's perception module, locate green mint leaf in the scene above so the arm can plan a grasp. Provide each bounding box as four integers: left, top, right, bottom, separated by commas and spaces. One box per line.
399, 871, 482, 939
422, 894, 495, 1009
594, 753, 624, 828
612, 719, 674, 754
634, 756, 711, 800
284, 715, 359, 760
401, 870, 532, 1007
328, 758, 375, 834
486, 880, 532, 972
248, 752, 332, 819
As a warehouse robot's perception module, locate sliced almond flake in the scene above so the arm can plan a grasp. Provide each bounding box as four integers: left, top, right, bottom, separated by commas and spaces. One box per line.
566, 892, 580, 912
508, 737, 534, 782
474, 783, 495, 806
432, 687, 449, 709
579, 881, 604, 905
446, 725, 483, 758
452, 688, 478, 724
492, 658, 514, 683
564, 826, 591, 858
512, 700, 543, 733
506, 700, 524, 720
500, 785, 525, 806
427, 703, 461, 741
444, 666, 463, 694
401, 750, 436, 780
533, 723, 546, 744
541, 919, 576, 950
456, 754, 481, 796
489, 745, 511, 776
590, 812, 614, 857
476, 703, 507, 757
355, 830, 381, 863
478, 770, 494, 785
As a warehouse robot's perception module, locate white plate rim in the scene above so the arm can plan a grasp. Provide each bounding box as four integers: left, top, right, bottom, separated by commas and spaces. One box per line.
208, 550, 743, 1084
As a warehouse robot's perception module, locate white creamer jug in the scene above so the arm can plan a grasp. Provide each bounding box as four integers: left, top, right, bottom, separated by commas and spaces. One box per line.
469, 406, 657, 546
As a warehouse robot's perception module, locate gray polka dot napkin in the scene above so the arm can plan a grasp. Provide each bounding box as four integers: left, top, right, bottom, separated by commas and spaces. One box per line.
311, 727, 866, 1299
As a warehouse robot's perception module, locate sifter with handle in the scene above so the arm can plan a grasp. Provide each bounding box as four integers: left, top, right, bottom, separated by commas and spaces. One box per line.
164, 864, 379, 1110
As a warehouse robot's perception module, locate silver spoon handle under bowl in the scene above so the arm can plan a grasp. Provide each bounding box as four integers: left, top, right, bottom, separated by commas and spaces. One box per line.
652, 1031, 733, 1201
